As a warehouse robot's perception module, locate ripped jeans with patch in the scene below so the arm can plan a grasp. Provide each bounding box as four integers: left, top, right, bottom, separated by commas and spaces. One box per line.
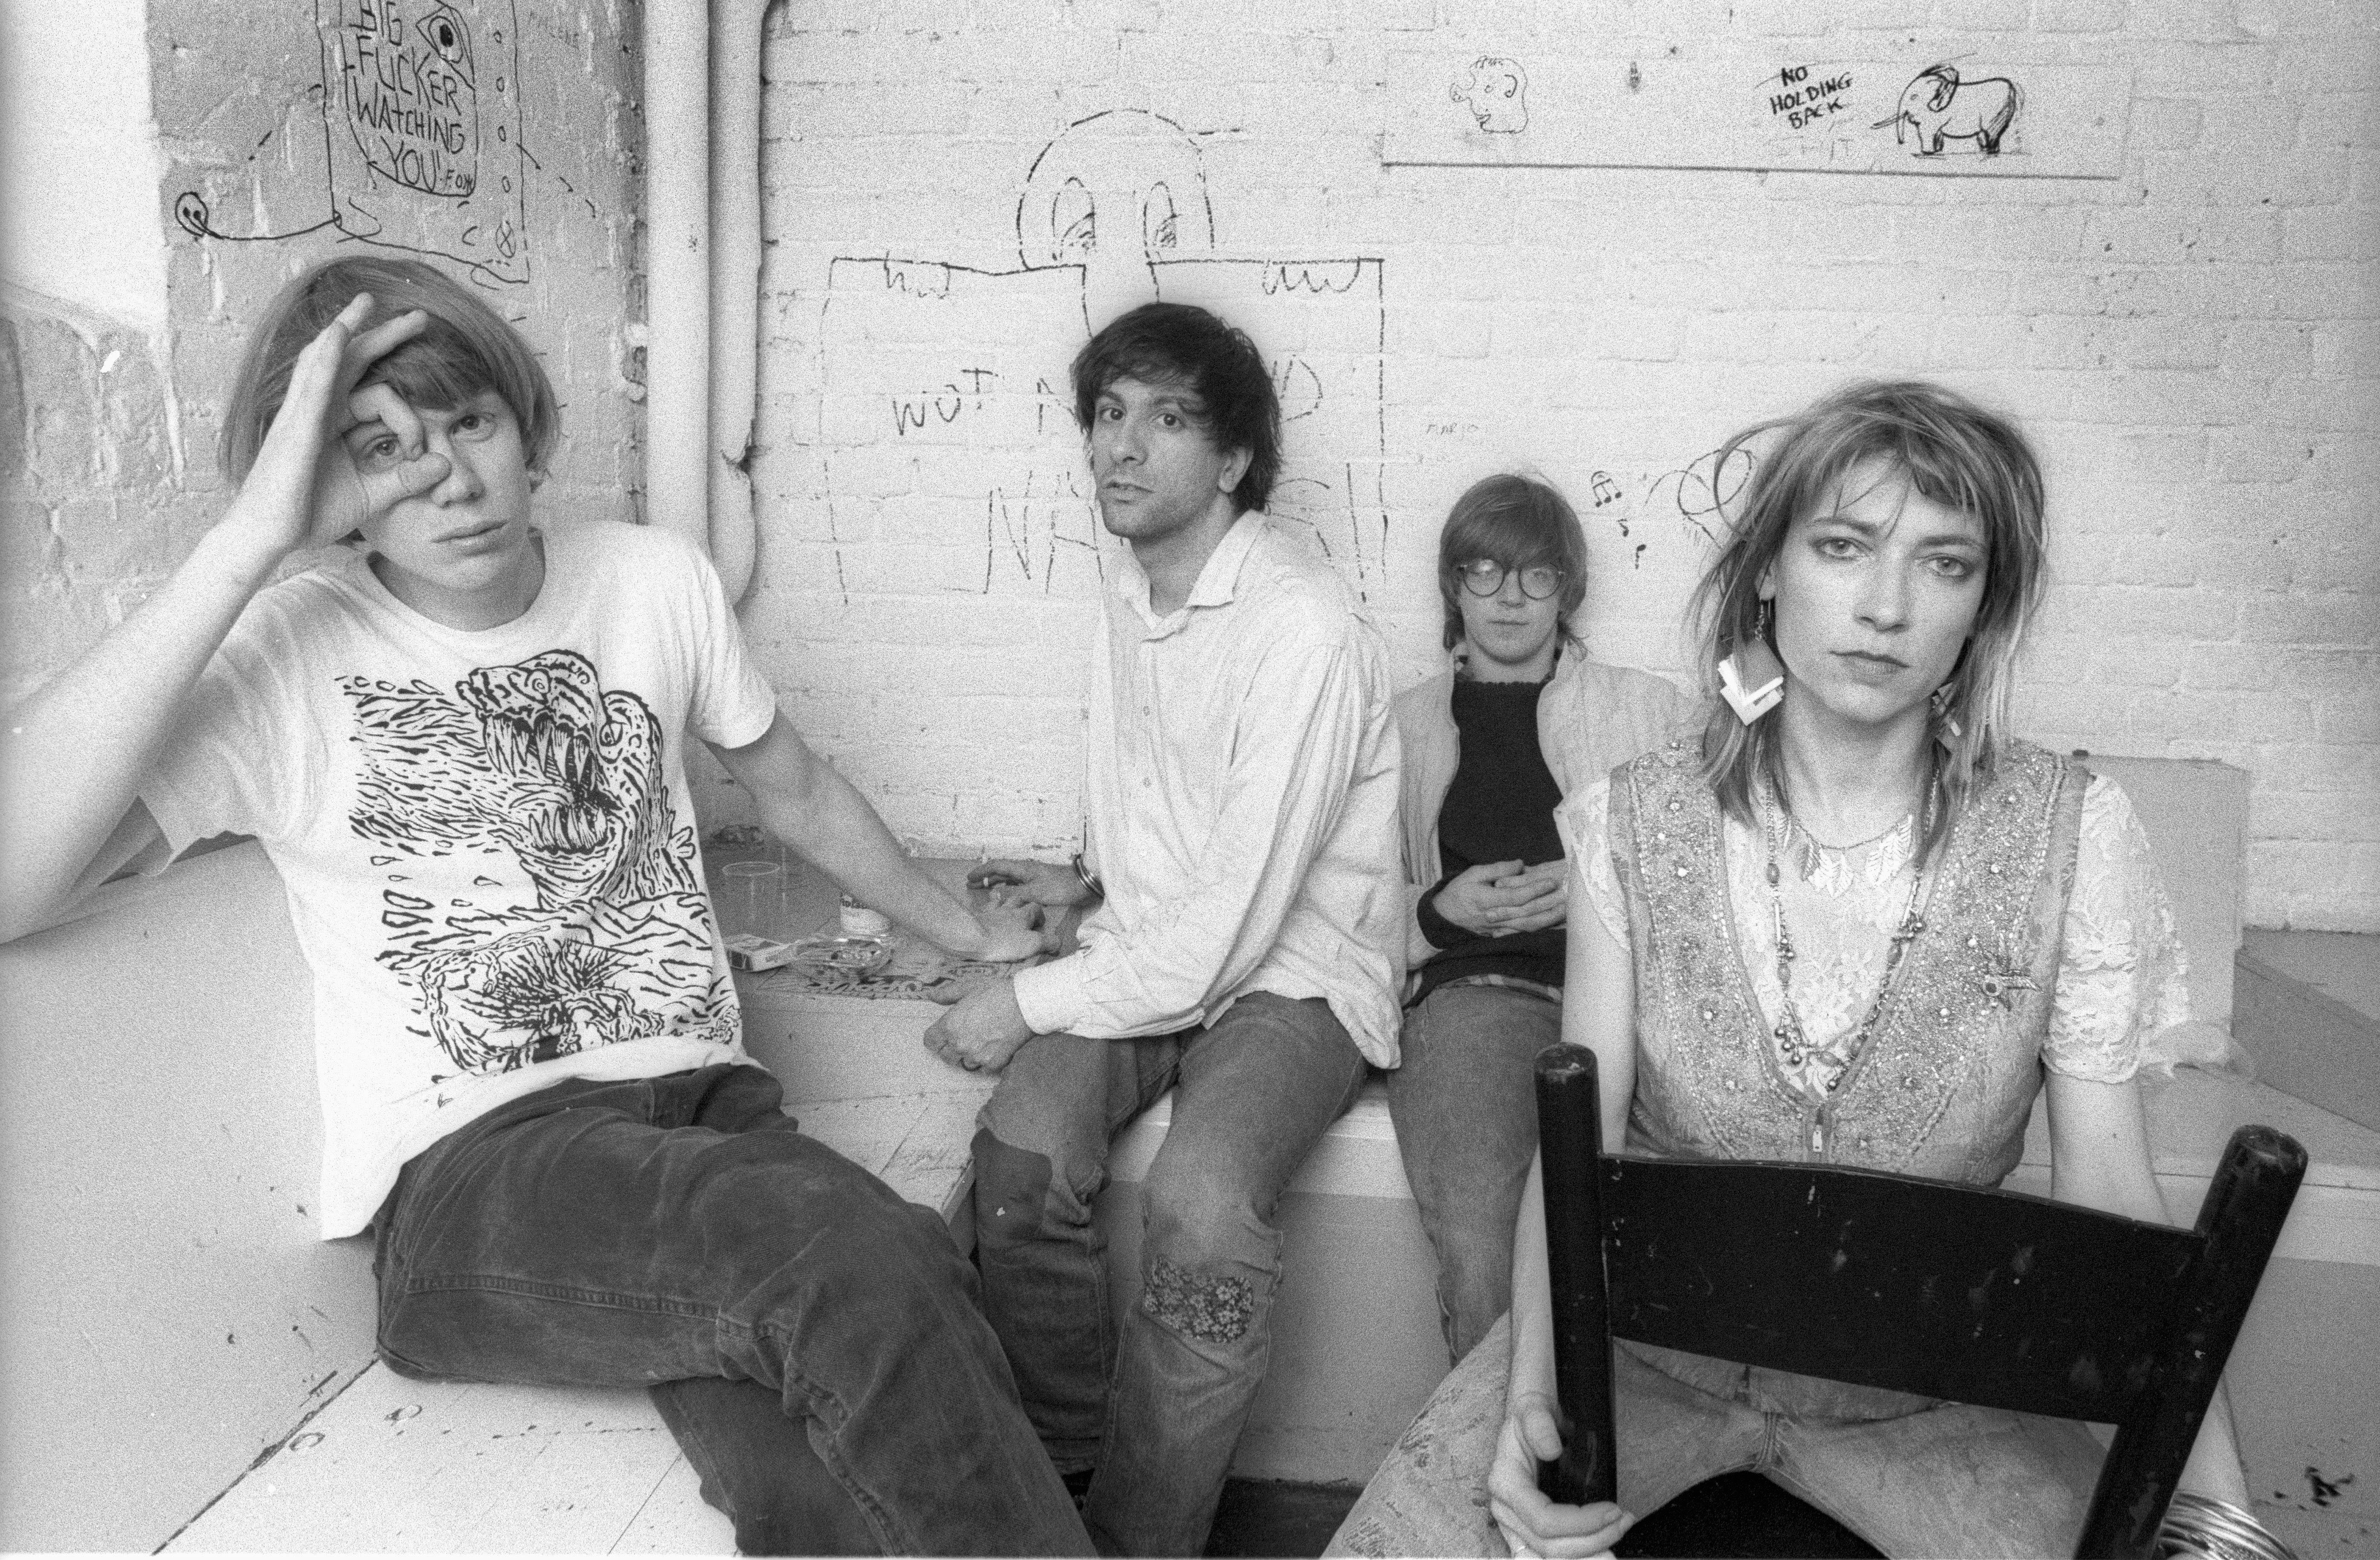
973, 991, 1369, 1557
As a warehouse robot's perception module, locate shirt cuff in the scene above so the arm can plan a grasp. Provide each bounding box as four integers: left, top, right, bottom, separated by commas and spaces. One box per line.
1414, 879, 1461, 951
1011, 954, 1089, 1037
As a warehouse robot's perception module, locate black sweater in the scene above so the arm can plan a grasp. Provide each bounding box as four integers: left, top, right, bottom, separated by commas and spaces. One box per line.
1412, 677, 1567, 1006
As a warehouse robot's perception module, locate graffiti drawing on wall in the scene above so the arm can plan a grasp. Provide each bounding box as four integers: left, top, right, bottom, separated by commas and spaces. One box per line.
1872, 63, 2024, 157
1554, 447, 1757, 570
1451, 57, 1530, 134
1644, 442, 1756, 550
1384, 49, 2106, 175
817, 109, 1390, 606
1760, 62, 1858, 136
173, 0, 531, 284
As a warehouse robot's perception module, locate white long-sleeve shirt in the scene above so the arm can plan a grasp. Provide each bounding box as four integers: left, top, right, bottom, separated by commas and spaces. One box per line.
1009, 513, 1405, 1065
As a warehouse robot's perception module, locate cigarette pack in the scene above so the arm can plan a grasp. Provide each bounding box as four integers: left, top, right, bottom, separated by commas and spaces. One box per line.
725, 934, 798, 972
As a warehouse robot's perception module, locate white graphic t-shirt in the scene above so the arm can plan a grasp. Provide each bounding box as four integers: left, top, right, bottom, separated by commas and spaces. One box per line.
142, 520, 778, 1237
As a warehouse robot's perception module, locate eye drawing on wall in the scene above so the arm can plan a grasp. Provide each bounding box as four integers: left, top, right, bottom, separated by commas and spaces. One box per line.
1019, 109, 1216, 270
818, 107, 1390, 606
1450, 56, 1530, 134
1874, 63, 2023, 157
172, 0, 533, 285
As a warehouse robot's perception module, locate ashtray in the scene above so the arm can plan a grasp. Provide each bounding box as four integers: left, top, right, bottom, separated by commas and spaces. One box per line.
783, 934, 896, 985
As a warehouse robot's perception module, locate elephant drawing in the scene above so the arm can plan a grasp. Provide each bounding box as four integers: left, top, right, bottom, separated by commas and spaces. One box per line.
1874, 64, 2022, 156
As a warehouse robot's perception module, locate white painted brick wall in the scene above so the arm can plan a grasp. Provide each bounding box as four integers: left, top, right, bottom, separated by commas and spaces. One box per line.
741, 0, 2377, 932
5, 0, 2371, 935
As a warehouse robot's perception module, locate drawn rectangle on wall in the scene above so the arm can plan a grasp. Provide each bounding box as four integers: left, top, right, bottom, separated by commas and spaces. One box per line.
1384, 49, 2130, 180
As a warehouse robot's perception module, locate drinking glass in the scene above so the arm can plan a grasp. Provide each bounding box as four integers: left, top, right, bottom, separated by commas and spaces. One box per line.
721, 860, 786, 940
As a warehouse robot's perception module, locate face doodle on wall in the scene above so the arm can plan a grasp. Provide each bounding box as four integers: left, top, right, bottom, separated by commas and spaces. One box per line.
1017, 109, 1217, 271
1451, 56, 1530, 134
339, 650, 725, 1075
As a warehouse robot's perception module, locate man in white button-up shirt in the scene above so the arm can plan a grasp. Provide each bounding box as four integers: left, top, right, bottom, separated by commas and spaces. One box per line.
924, 302, 1404, 1555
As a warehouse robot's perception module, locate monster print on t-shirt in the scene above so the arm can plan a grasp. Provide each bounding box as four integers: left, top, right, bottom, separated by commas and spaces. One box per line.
339, 647, 726, 1075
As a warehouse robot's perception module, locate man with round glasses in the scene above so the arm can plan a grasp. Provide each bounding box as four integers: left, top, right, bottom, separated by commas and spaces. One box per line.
1388, 474, 1689, 1368
1455, 557, 1566, 600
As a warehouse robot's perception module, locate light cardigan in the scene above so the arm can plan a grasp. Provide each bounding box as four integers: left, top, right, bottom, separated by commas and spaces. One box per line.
1392, 648, 1692, 973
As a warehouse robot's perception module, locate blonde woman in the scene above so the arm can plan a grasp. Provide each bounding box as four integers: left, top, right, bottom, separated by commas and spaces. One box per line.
1334, 381, 2248, 1560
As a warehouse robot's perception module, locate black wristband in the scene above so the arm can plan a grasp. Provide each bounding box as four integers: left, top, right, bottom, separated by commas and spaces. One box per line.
1072, 852, 1105, 900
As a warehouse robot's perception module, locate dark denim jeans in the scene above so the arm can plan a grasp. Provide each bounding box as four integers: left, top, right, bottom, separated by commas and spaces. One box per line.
1383, 980, 1562, 1365
972, 992, 1369, 1557
371, 1063, 1091, 1557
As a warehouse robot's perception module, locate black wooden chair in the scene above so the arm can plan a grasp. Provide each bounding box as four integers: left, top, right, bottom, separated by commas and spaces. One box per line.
1531, 1043, 2306, 1560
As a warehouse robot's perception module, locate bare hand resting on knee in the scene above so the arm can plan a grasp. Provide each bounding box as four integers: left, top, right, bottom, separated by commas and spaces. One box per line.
1486, 1390, 1633, 1560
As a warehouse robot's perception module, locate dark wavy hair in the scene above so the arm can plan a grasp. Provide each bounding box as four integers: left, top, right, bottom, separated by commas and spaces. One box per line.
1435, 474, 1590, 652
1070, 302, 1280, 514
1689, 379, 2047, 856
221, 255, 560, 483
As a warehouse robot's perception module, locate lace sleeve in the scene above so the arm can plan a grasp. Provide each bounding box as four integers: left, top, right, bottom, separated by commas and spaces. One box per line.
1553, 778, 1629, 950
2046, 774, 2229, 1083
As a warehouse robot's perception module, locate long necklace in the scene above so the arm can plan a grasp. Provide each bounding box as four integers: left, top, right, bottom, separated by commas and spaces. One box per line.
1759, 782, 1934, 1095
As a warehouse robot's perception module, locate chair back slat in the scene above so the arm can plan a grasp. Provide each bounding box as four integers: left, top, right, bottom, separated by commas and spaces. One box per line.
2076, 1124, 2307, 1559
1535, 1047, 1619, 1505
1598, 1156, 2200, 1419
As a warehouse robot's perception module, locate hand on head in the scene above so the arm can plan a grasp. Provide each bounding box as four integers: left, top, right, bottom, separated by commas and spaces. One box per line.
225, 294, 450, 557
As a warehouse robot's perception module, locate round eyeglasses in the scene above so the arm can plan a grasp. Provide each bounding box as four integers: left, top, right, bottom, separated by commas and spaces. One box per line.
1454, 559, 1565, 600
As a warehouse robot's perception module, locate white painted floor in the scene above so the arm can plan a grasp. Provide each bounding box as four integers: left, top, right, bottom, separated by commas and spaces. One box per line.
171, 1368, 728, 1554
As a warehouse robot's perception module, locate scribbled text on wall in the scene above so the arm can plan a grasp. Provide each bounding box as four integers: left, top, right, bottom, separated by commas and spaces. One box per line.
332, 0, 480, 197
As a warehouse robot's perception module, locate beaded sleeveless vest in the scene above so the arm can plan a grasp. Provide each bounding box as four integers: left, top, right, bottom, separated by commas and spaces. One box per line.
1610, 738, 2088, 1184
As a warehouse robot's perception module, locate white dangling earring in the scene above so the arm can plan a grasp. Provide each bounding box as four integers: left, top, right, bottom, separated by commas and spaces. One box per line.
1720, 598, 1785, 726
